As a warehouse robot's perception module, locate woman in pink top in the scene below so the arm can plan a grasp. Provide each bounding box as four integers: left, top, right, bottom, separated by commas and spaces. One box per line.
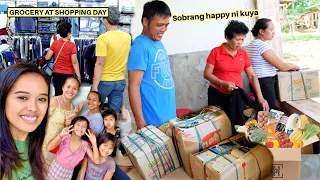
46, 116, 99, 180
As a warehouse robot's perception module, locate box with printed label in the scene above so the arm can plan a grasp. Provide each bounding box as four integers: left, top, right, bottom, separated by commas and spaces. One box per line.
121, 125, 180, 180
268, 135, 319, 179
276, 71, 306, 102
300, 69, 320, 99
190, 134, 273, 180
269, 148, 301, 179
276, 70, 319, 102
172, 106, 232, 177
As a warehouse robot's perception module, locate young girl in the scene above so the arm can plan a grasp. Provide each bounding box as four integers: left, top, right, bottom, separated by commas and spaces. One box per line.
101, 110, 121, 138
46, 116, 99, 180
42, 76, 83, 163
0, 63, 50, 180
80, 91, 104, 136
101, 110, 132, 176
78, 133, 117, 180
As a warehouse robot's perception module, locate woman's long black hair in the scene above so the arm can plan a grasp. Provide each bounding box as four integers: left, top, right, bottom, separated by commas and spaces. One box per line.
0, 63, 51, 180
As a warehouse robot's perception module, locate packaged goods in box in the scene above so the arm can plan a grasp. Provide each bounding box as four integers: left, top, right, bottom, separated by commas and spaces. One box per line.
300, 69, 320, 98
121, 125, 180, 180
276, 70, 319, 102
190, 134, 273, 180
172, 106, 232, 177
277, 71, 306, 101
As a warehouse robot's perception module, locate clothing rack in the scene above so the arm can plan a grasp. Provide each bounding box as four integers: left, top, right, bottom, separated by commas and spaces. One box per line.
11, 34, 42, 63
74, 37, 98, 40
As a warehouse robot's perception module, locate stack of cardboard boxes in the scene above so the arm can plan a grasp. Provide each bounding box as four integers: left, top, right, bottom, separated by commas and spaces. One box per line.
276, 69, 319, 101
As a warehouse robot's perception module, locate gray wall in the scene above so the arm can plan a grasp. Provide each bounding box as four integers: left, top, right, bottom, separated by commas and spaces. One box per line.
122, 49, 251, 114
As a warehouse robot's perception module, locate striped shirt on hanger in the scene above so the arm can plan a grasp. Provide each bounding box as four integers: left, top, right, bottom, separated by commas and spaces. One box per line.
247, 39, 277, 78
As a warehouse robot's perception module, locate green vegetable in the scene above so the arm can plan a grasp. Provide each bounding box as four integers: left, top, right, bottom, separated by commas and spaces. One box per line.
302, 123, 320, 141
249, 128, 267, 145
235, 125, 240, 130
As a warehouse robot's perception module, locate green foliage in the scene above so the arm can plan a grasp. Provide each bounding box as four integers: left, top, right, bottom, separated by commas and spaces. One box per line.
283, 34, 320, 42
287, 0, 320, 15
281, 22, 291, 33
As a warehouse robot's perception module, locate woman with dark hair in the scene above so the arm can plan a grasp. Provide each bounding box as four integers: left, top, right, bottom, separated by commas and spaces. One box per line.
45, 22, 81, 96
42, 76, 82, 164
0, 63, 50, 180
204, 20, 269, 132
80, 91, 104, 137
247, 18, 299, 109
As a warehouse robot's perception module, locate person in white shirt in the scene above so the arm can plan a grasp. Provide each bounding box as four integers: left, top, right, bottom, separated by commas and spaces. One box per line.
50, 20, 75, 46
247, 18, 299, 109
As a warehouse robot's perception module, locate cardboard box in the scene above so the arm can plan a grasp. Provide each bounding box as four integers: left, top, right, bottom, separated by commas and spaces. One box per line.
300, 69, 320, 99
190, 134, 273, 180
269, 148, 301, 180
268, 135, 319, 179
121, 125, 180, 180
276, 70, 319, 102
277, 71, 306, 102
172, 107, 232, 177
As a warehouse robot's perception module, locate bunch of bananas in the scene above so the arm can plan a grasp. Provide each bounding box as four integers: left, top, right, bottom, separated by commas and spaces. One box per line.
289, 115, 310, 141
289, 128, 304, 140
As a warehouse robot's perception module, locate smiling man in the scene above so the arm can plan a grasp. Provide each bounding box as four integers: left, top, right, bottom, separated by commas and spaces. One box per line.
128, 0, 176, 130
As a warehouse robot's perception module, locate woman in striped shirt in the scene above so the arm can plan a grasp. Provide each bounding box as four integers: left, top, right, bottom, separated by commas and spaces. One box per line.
247, 18, 299, 109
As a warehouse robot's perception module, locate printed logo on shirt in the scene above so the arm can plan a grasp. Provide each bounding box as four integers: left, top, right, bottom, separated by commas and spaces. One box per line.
18, 172, 33, 180
151, 49, 174, 89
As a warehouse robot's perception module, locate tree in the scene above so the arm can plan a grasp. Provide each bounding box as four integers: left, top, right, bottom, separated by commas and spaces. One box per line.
288, 0, 320, 15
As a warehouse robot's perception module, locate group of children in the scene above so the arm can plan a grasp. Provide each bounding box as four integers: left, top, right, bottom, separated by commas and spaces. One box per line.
43, 77, 131, 180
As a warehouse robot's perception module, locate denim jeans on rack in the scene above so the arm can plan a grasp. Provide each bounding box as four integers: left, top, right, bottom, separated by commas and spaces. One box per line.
75, 39, 83, 66
13, 38, 21, 59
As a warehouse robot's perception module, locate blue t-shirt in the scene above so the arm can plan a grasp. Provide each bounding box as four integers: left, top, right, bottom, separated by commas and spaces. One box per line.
128, 35, 176, 126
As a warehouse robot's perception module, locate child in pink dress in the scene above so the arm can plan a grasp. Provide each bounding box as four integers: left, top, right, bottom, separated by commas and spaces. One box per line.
46, 116, 99, 180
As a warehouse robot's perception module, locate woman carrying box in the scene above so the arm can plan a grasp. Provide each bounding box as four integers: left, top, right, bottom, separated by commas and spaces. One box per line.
247, 18, 300, 109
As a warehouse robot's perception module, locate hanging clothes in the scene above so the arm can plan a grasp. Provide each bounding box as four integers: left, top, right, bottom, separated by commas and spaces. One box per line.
83, 43, 96, 83
15, 5, 36, 33
0, 43, 17, 70
60, 17, 79, 36
74, 38, 97, 82
12, 36, 42, 62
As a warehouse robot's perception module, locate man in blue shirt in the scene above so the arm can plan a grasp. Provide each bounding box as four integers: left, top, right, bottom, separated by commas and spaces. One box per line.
128, 0, 176, 130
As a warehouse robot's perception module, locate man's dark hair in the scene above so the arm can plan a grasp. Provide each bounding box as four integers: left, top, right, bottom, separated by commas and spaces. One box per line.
224, 20, 249, 40
103, 6, 120, 25
141, 0, 171, 24
57, 22, 72, 38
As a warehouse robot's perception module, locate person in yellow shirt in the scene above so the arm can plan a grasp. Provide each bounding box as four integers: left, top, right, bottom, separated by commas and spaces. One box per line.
92, 6, 131, 114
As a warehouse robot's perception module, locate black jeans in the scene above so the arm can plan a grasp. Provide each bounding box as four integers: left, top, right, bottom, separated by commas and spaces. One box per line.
52, 72, 74, 96
250, 76, 276, 110
208, 86, 231, 111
